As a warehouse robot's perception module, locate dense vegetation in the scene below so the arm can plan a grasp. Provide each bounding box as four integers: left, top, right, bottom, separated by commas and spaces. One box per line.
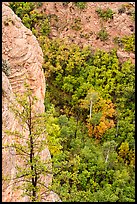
9, 2, 135, 202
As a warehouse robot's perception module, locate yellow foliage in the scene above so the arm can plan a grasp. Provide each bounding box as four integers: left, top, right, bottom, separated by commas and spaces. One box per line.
86, 97, 116, 139
118, 142, 135, 166
118, 141, 129, 158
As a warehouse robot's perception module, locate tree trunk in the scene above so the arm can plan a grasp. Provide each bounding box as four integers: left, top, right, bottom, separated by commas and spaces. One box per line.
90, 100, 92, 119
29, 96, 36, 201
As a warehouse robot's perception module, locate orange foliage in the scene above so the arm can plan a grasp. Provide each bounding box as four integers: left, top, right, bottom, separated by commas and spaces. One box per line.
86, 123, 93, 137
87, 98, 116, 140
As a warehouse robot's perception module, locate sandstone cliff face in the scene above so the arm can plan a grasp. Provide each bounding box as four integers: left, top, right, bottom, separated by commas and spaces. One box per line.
2, 3, 61, 202
2, 2, 45, 113
2, 71, 17, 201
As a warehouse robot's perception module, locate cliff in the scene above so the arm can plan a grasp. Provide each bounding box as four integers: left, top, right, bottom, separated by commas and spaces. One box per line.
2, 2, 61, 202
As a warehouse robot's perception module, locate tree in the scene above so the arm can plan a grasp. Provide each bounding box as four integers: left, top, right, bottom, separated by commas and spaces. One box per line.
7, 3, 135, 201
3, 84, 52, 202
80, 88, 98, 119
51, 115, 135, 202
9, 2, 50, 37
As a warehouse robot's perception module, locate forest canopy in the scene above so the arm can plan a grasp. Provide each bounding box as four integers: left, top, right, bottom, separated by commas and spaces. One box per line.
8, 2, 135, 202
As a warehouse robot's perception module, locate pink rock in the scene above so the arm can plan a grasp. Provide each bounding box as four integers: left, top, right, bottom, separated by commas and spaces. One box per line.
2, 3, 56, 202
117, 50, 130, 58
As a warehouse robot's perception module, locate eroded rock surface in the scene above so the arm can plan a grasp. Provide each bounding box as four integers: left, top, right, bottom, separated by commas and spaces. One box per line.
2, 3, 45, 113
2, 3, 60, 202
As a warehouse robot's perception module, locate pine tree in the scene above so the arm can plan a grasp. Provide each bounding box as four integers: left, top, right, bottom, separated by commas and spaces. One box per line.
3, 84, 52, 201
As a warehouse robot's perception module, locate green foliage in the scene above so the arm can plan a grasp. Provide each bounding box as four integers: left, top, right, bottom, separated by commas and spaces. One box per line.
40, 18, 51, 36
113, 34, 135, 52
35, 2, 43, 8
97, 27, 109, 41
3, 84, 52, 201
9, 2, 35, 19
74, 2, 87, 9
121, 34, 135, 52
131, 10, 135, 21
8, 2, 135, 202
39, 36, 91, 117
51, 115, 135, 202
96, 8, 114, 21
44, 105, 63, 155
9, 2, 50, 37
71, 18, 82, 31
40, 36, 134, 149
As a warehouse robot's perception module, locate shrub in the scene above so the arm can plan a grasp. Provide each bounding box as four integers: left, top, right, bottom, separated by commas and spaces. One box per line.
9, 2, 51, 37
131, 10, 135, 21
96, 8, 114, 21
35, 2, 43, 8
97, 28, 109, 41
71, 18, 82, 31
121, 34, 135, 52
113, 34, 135, 52
75, 2, 87, 9
40, 18, 51, 36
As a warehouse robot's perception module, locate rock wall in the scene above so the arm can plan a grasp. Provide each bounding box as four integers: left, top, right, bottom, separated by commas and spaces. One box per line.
2, 3, 61, 202
2, 71, 17, 201
2, 2, 45, 113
